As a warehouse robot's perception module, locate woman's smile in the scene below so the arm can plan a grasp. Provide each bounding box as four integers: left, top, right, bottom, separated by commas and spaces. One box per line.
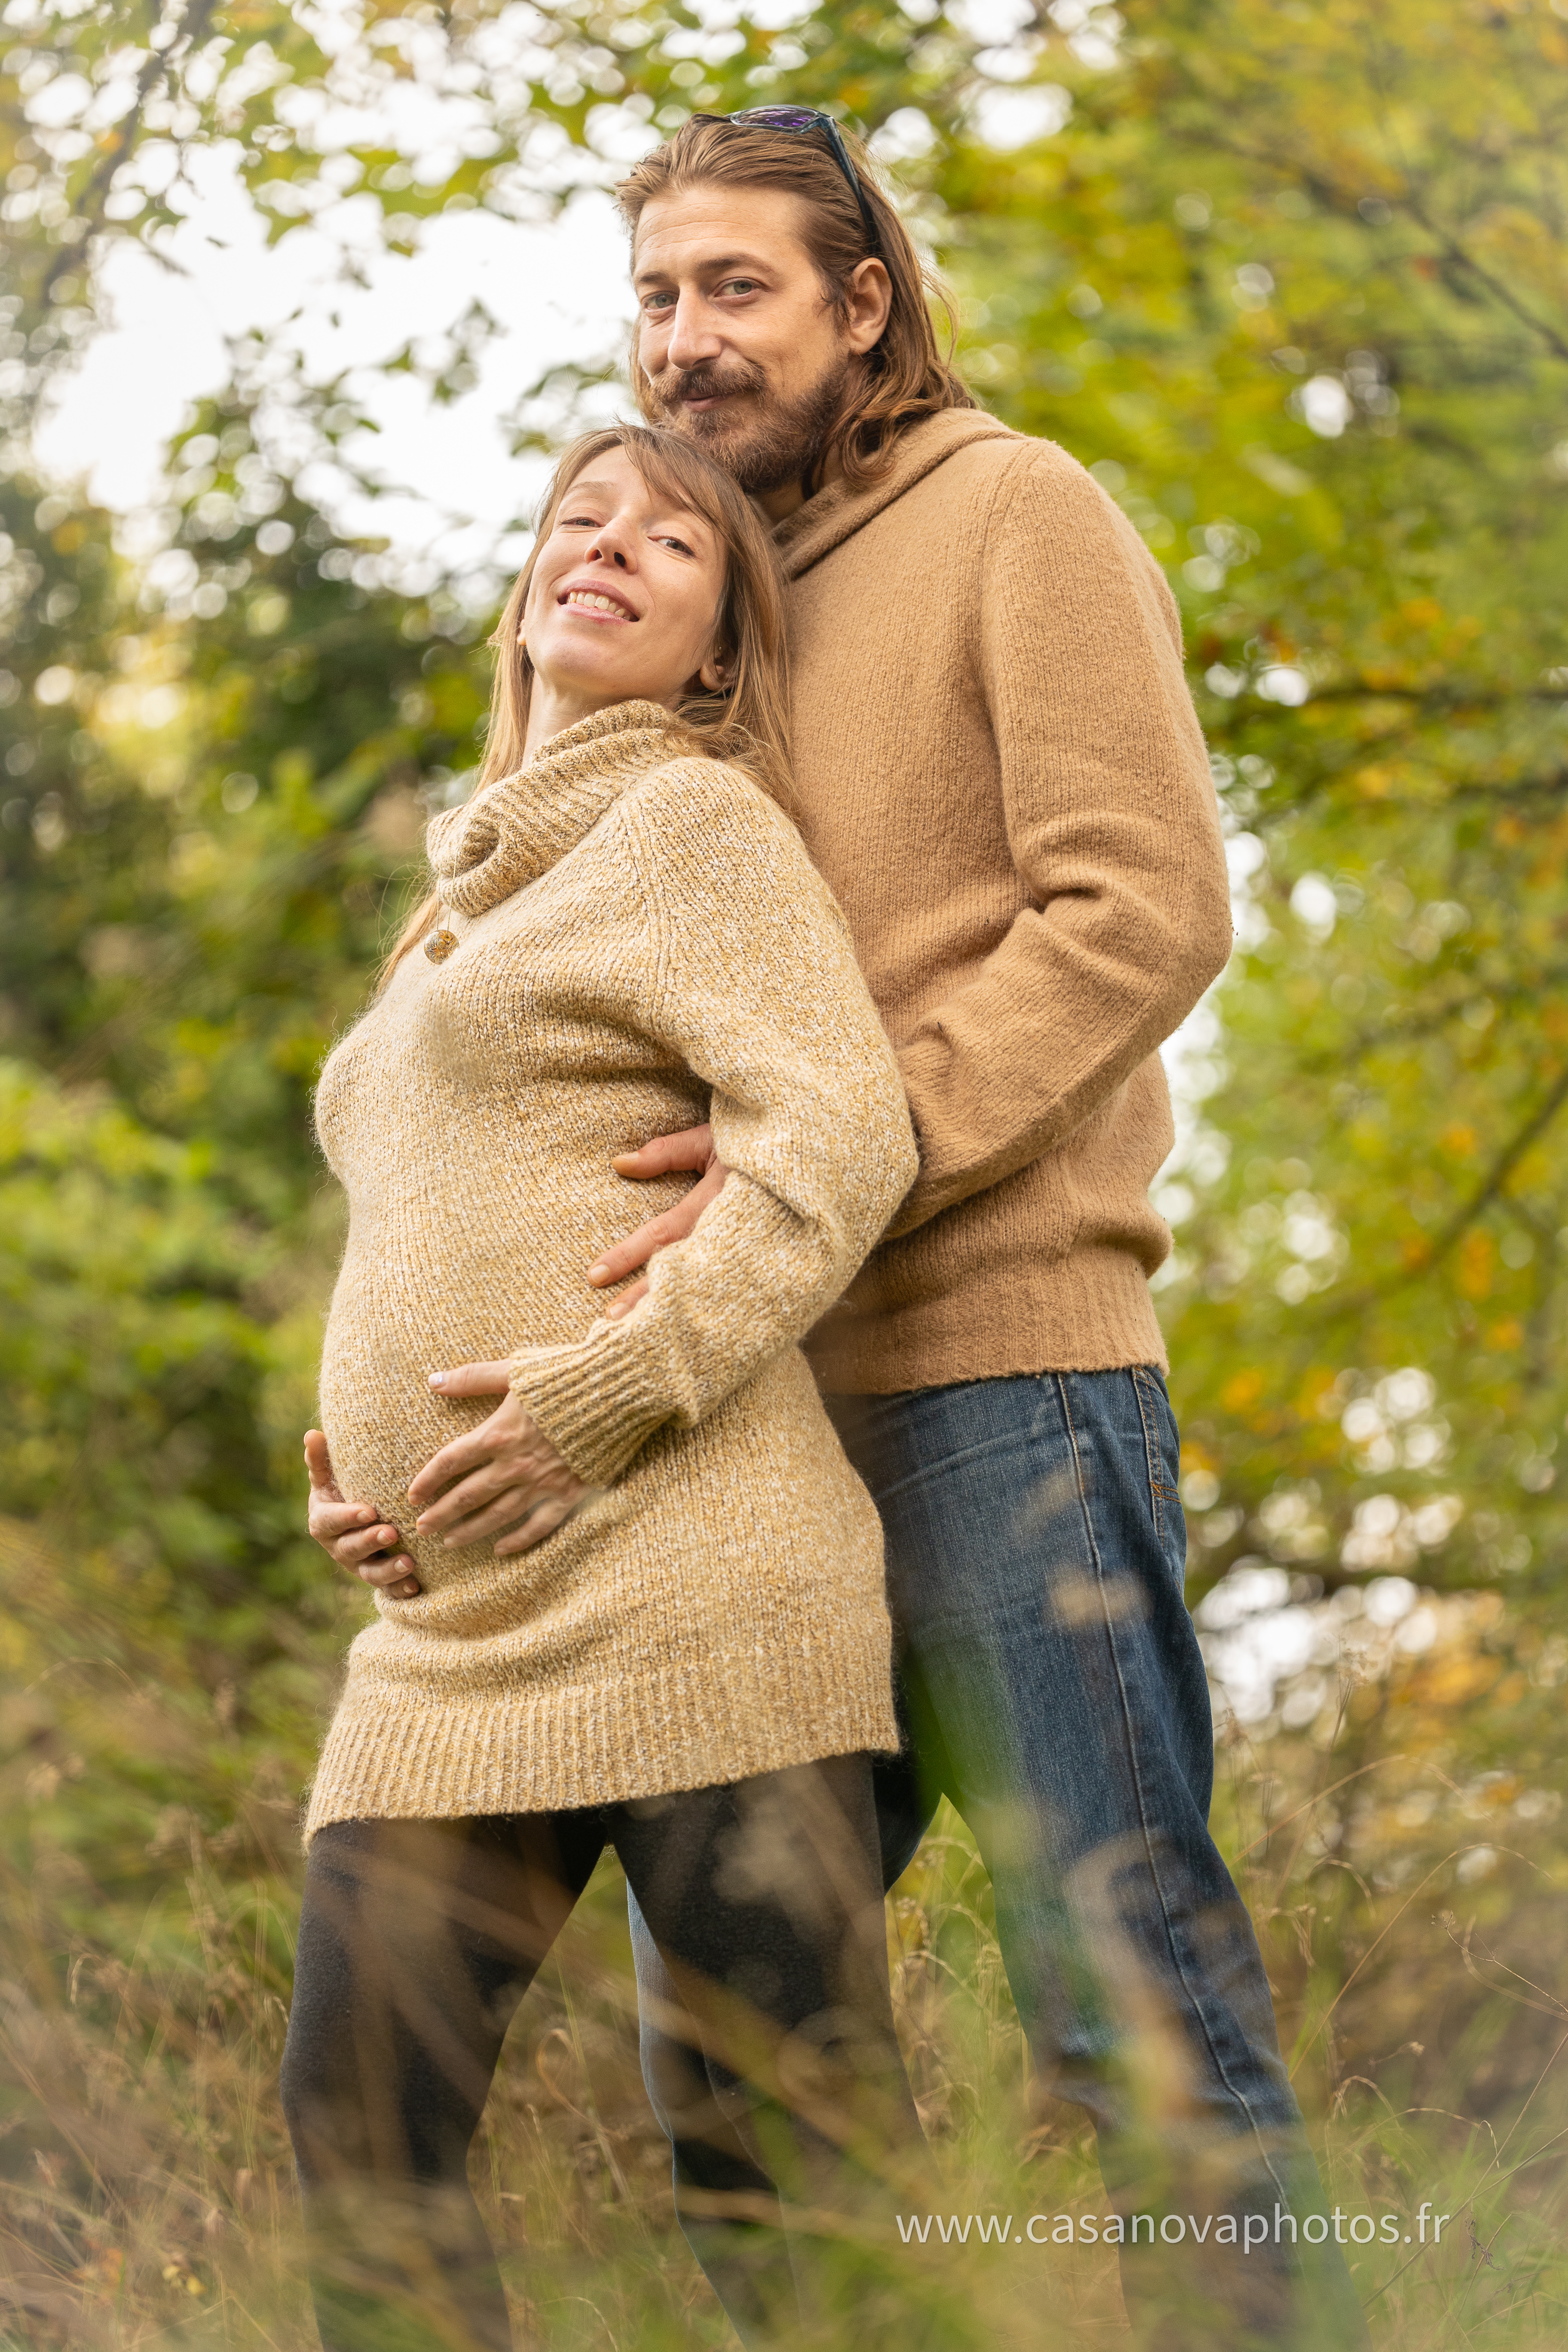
560, 584, 640, 620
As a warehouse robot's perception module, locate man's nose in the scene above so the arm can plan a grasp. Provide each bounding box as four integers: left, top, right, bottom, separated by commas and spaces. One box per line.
665, 291, 723, 372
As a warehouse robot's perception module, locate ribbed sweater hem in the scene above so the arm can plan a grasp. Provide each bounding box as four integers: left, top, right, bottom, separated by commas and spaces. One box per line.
805, 1242, 1170, 1395
302, 1633, 900, 1843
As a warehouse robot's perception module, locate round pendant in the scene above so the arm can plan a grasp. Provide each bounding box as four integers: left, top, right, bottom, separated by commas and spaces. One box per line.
424, 927, 458, 964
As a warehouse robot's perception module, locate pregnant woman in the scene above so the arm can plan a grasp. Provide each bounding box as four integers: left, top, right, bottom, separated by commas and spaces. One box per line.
281, 424, 925, 2352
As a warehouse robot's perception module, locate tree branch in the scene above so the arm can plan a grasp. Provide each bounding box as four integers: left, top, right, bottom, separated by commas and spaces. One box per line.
1317, 1062, 1568, 1322
1291, 967, 1568, 1072
1297, 681, 1567, 711
40, 0, 219, 301
1400, 196, 1568, 370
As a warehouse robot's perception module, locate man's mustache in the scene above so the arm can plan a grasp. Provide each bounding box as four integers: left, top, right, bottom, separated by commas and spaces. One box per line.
647, 359, 768, 412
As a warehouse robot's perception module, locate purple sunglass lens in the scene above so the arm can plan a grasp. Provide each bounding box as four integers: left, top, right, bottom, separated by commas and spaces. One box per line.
732, 107, 824, 130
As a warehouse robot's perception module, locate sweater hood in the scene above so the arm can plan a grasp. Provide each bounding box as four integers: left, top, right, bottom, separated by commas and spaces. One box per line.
426, 699, 687, 917
772, 408, 1020, 582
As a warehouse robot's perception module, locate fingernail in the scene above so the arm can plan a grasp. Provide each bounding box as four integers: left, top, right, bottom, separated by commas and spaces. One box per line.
606, 1298, 630, 1320
428, 1371, 447, 1388
587, 1263, 609, 1283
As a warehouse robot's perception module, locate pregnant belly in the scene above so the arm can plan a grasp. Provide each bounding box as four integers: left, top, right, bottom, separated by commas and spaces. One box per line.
317, 1241, 576, 1583
316, 1145, 695, 1578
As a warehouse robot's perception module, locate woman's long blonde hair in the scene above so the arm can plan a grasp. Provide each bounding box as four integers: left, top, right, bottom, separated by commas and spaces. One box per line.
382, 423, 792, 978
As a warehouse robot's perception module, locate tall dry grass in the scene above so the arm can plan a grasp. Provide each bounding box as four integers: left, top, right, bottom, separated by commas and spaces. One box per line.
2, 1514, 1565, 2348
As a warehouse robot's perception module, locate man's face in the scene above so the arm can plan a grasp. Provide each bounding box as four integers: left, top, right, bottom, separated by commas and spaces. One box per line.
632, 184, 881, 502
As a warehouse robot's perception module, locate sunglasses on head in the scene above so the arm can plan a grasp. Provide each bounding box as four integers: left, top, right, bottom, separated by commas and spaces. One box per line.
686, 106, 883, 258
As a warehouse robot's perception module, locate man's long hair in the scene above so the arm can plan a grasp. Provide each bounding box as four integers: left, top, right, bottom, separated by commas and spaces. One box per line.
616, 115, 975, 487
380, 424, 792, 981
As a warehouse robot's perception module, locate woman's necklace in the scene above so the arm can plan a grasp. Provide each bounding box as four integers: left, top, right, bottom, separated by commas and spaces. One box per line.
424, 897, 458, 962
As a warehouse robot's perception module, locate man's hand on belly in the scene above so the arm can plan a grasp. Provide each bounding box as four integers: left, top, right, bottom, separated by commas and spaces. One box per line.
413, 1363, 589, 1555
585, 1121, 729, 1318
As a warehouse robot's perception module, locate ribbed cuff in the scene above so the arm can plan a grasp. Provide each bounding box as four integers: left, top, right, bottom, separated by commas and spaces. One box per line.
508, 1323, 671, 1486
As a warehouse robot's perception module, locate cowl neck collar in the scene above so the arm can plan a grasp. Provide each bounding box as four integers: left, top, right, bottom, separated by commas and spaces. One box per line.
426, 701, 687, 919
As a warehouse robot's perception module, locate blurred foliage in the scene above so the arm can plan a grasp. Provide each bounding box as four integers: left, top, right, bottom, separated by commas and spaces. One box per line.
6, 0, 1567, 1600
5, 1, 1568, 2343
0, 429, 494, 1855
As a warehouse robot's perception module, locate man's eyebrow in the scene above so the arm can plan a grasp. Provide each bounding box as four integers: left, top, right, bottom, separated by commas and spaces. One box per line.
632, 250, 775, 288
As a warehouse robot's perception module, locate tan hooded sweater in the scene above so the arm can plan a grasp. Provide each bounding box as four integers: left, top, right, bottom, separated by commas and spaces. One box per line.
776, 411, 1234, 1393
305, 704, 913, 1838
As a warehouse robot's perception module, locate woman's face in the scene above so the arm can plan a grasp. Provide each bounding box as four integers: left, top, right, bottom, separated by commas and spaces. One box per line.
521, 446, 728, 711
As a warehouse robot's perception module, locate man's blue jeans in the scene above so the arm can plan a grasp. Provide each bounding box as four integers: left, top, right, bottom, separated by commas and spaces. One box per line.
631, 1371, 1368, 2346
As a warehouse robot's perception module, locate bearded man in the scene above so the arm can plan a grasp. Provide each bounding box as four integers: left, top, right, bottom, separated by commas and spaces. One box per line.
596, 111, 1369, 2352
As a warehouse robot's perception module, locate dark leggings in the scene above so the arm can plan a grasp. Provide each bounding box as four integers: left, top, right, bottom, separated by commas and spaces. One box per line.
280, 1756, 924, 2351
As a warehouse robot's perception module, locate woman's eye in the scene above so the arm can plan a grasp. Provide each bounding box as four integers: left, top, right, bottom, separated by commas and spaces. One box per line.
561, 513, 600, 528
657, 535, 696, 557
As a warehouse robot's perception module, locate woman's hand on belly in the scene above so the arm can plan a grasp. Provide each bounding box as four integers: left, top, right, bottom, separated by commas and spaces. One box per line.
304, 1430, 422, 1598
413, 1361, 590, 1554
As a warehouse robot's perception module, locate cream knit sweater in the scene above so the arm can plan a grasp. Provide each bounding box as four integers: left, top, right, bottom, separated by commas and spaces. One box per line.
305, 703, 915, 1841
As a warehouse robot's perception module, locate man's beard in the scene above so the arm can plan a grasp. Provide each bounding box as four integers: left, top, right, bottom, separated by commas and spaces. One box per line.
645, 354, 851, 495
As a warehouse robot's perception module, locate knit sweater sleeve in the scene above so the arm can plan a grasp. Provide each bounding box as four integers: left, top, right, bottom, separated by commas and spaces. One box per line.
505, 763, 919, 1486
885, 443, 1234, 1240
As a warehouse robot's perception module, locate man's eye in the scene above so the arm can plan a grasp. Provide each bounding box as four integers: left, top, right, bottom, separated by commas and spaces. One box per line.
641, 291, 675, 313
718, 277, 759, 297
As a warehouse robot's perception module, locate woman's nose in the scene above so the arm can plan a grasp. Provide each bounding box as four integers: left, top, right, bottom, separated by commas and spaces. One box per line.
587, 540, 633, 571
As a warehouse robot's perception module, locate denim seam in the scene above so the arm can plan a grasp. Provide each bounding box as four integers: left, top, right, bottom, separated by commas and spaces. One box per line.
1127, 1366, 1168, 1549
1054, 1372, 1295, 2208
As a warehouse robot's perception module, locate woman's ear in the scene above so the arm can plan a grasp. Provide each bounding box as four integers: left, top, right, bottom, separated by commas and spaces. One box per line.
697, 649, 730, 693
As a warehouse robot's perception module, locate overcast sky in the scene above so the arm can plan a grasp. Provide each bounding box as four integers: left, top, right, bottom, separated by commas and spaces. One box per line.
26, 0, 1073, 568
34, 144, 638, 569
